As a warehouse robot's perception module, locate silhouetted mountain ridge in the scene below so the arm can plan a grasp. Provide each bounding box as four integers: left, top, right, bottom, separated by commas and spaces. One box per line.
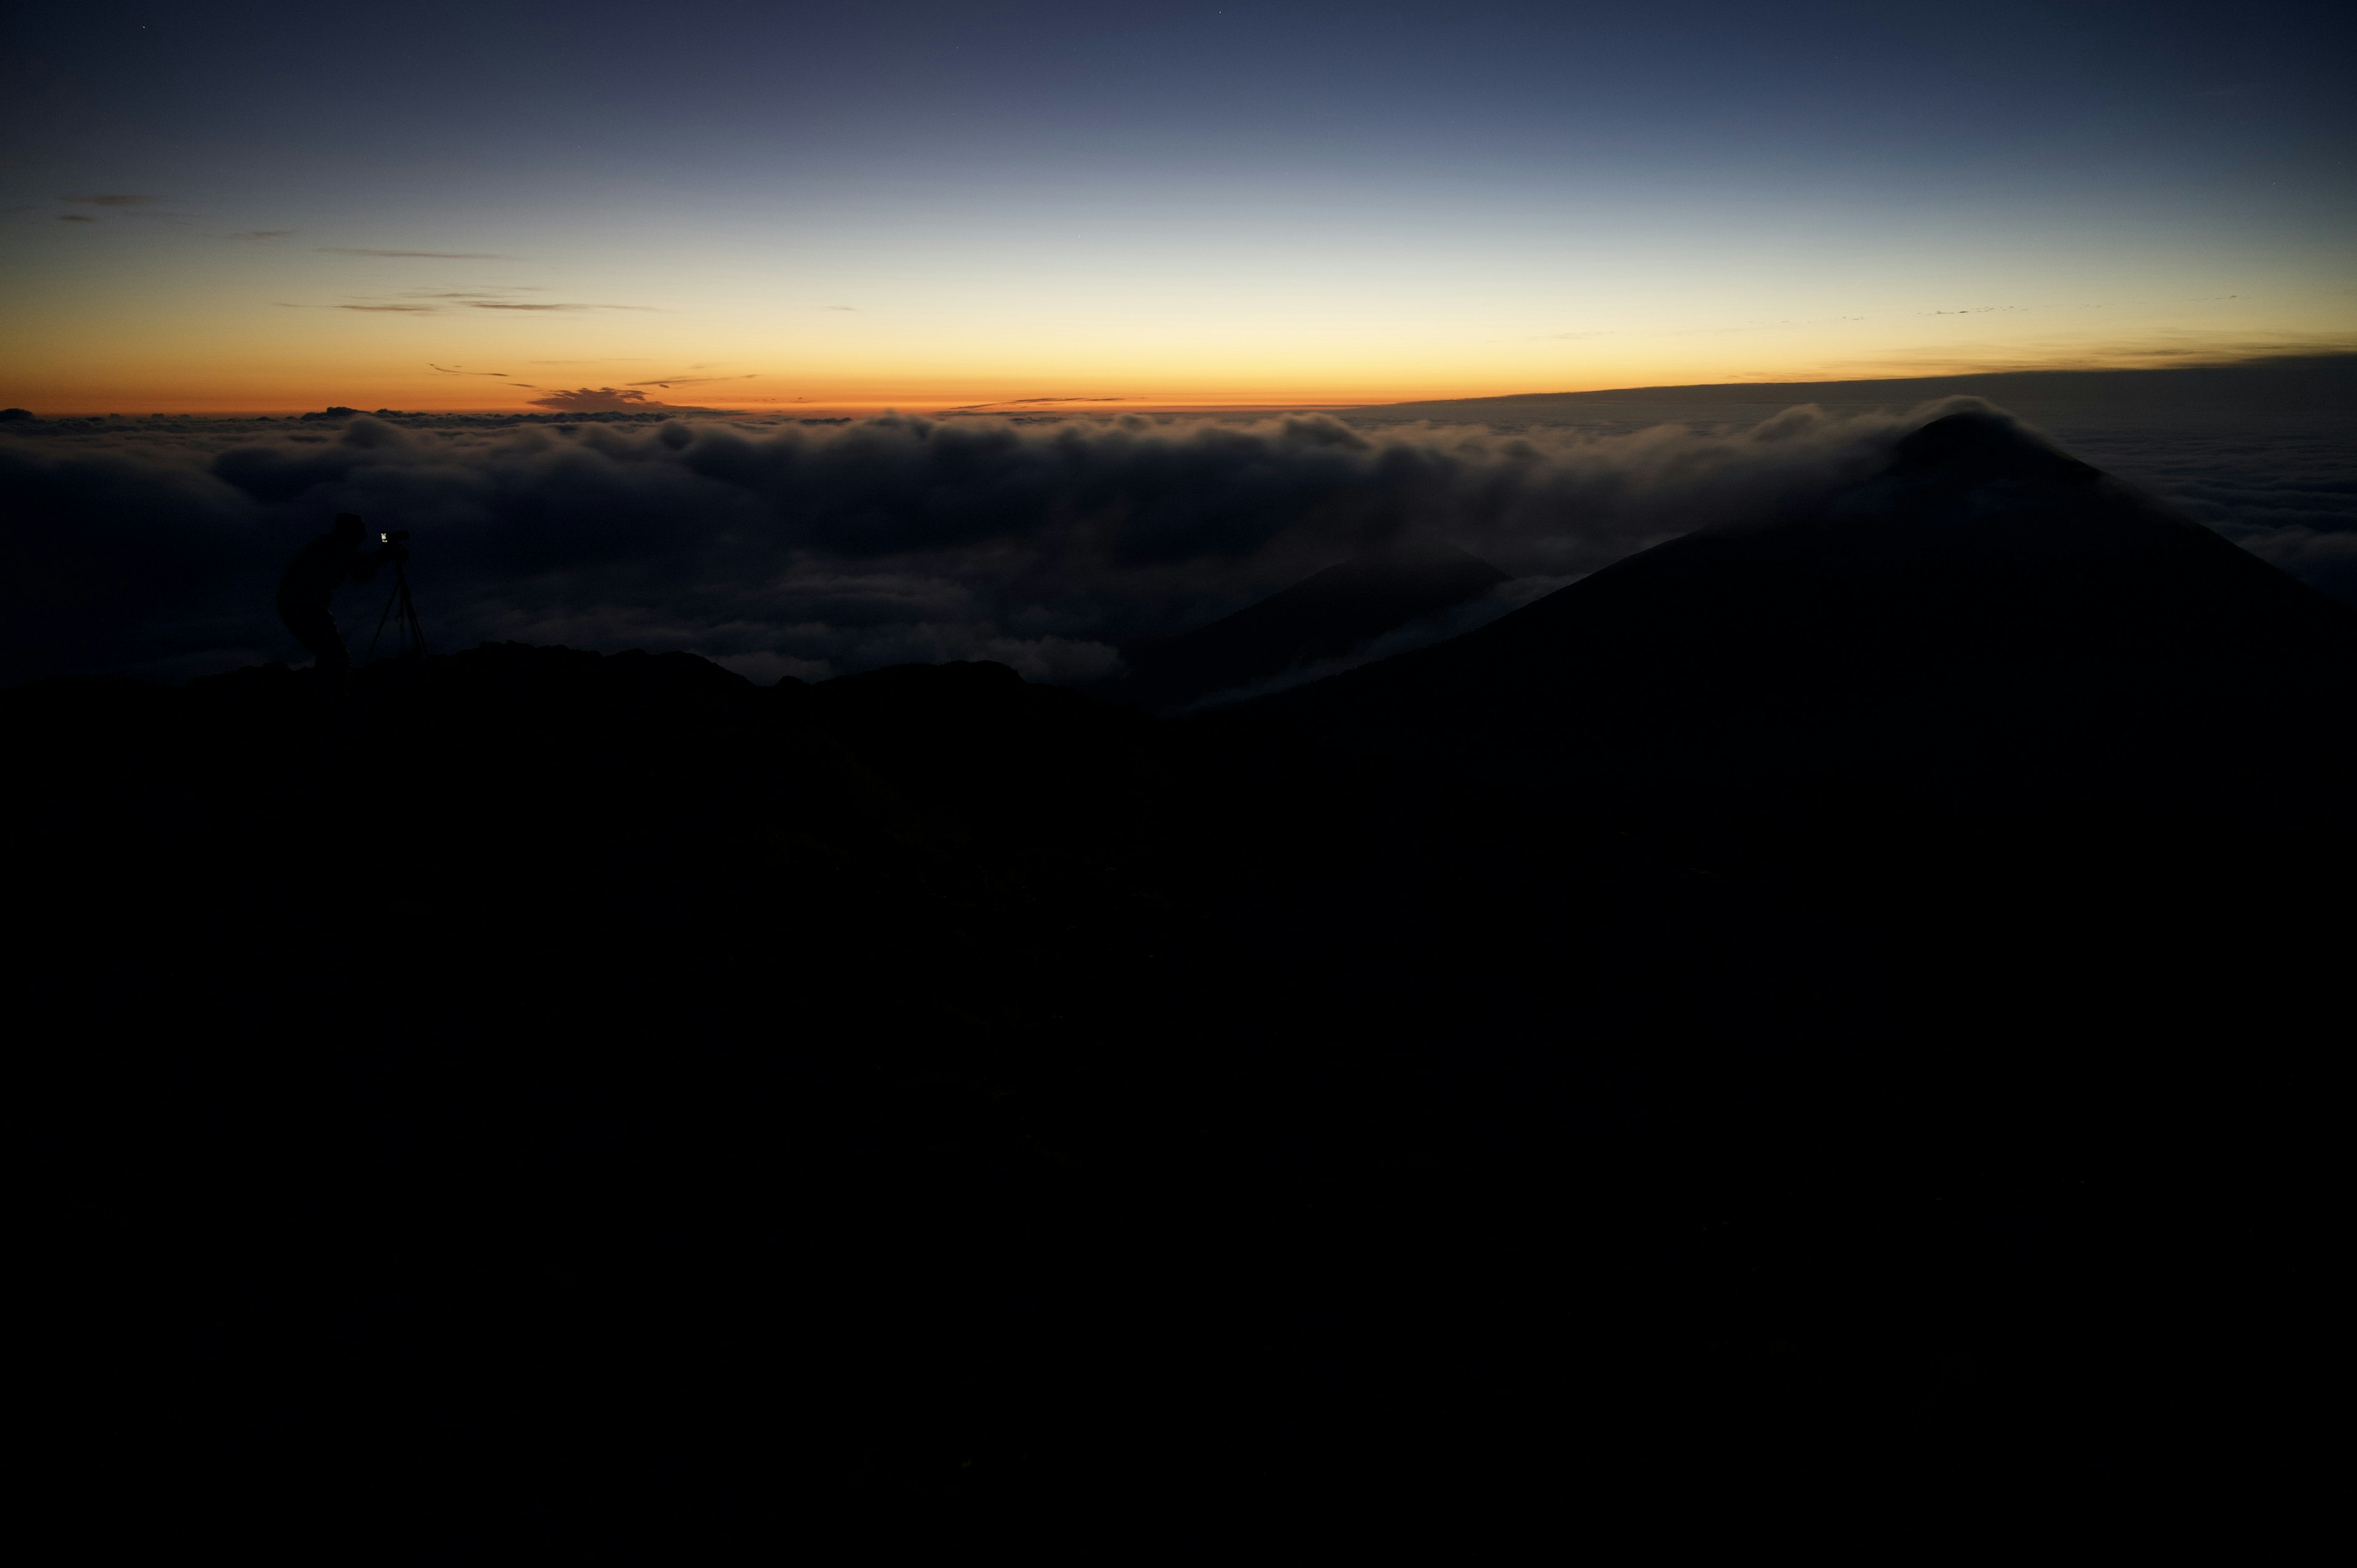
1241, 409, 2357, 809
1342, 351, 2357, 419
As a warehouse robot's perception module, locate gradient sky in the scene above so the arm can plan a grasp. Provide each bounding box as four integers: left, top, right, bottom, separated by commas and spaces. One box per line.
4, 0, 2352, 412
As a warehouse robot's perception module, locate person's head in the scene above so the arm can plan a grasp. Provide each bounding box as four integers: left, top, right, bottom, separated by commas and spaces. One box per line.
331, 512, 365, 545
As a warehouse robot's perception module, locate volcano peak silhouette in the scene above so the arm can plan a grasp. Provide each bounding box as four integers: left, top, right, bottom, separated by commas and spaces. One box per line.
1887, 404, 2102, 487
1241, 406, 2357, 808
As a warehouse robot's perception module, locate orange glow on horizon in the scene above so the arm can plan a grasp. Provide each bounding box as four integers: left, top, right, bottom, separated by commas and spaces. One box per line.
14, 336, 2356, 420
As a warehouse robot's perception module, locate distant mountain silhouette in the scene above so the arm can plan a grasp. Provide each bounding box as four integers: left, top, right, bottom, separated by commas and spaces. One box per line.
1114, 534, 1507, 711
1341, 350, 2357, 420
1245, 409, 2357, 808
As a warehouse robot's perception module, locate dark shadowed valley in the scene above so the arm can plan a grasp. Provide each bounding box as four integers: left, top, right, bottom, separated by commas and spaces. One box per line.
12, 410, 2350, 1559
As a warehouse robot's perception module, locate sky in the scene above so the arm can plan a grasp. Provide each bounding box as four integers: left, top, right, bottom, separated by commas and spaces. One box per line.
4, 0, 2353, 412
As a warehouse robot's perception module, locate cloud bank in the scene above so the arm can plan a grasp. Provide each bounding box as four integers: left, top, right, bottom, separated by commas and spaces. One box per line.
4, 403, 2342, 689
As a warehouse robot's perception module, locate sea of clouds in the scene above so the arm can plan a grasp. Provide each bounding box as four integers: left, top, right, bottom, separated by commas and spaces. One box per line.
4, 401, 2348, 689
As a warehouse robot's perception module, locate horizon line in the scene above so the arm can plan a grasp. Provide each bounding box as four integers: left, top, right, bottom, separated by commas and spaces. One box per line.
12, 350, 2354, 420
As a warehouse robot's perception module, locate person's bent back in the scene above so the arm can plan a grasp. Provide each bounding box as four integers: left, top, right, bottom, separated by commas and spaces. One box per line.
277, 512, 398, 676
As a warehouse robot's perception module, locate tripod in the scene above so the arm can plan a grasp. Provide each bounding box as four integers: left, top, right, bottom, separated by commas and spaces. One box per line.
365, 555, 427, 665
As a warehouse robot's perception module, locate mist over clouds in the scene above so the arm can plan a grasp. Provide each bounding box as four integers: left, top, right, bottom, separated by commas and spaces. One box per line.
4, 402, 2339, 688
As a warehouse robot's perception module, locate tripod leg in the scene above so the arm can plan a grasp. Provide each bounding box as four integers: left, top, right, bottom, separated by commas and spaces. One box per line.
366, 576, 401, 665
397, 573, 426, 658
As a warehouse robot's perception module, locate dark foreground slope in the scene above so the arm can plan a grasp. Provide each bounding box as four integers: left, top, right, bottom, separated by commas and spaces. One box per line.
14, 650, 1221, 1559
12, 415, 2350, 1559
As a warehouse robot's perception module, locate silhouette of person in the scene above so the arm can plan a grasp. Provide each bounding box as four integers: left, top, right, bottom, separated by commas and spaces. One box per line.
277, 512, 403, 676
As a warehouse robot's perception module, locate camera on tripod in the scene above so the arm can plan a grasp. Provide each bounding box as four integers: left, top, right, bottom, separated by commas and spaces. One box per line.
381, 529, 411, 546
